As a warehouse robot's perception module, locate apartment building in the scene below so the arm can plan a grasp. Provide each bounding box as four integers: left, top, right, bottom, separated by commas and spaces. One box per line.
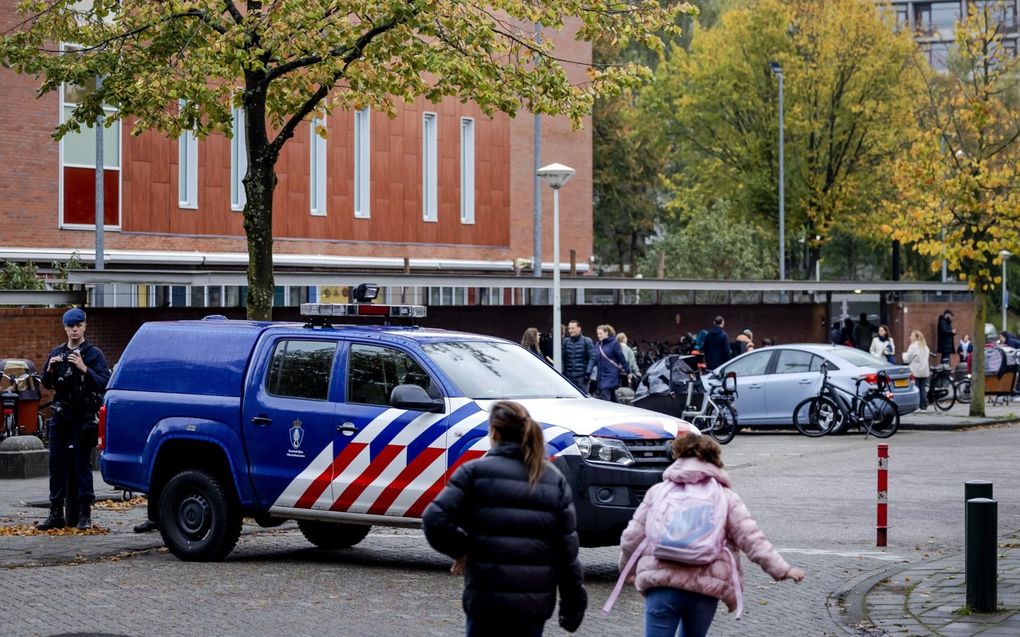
887, 0, 1019, 70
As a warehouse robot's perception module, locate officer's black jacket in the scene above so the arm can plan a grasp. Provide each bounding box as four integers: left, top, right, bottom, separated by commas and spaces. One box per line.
41, 340, 110, 421
423, 442, 587, 626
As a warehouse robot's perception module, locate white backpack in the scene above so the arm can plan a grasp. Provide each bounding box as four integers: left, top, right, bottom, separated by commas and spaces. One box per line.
603, 478, 742, 618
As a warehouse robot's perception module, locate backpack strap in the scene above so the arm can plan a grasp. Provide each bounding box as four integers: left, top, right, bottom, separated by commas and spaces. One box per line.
602, 536, 648, 615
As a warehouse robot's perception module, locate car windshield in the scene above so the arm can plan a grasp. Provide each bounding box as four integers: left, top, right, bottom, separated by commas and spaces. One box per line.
422, 340, 583, 399
829, 347, 893, 368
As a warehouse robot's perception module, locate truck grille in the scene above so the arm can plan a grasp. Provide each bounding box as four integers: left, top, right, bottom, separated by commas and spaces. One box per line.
624, 438, 673, 468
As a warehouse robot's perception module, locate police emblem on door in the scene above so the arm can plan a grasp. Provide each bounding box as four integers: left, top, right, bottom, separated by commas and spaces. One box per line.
290, 420, 304, 450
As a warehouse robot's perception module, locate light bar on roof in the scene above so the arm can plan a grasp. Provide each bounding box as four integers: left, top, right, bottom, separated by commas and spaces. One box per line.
300, 303, 427, 318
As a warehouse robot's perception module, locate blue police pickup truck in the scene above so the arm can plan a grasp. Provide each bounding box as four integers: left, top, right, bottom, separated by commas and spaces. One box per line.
99, 302, 696, 561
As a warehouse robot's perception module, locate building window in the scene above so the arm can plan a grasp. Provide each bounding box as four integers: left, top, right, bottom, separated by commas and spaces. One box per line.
231, 105, 247, 211
178, 101, 198, 209
428, 286, 468, 305
60, 56, 121, 228
423, 112, 438, 222
460, 117, 475, 224
354, 108, 371, 218
930, 2, 961, 39
310, 116, 327, 216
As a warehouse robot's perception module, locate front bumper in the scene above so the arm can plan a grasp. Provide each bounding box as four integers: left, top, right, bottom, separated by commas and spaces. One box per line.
553, 455, 665, 547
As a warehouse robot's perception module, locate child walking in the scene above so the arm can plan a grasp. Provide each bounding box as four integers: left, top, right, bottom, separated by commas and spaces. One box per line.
617, 434, 804, 637
423, 401, 587, 636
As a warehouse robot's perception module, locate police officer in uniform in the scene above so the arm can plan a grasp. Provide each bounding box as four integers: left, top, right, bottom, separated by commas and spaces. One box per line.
36, 308, 111, 531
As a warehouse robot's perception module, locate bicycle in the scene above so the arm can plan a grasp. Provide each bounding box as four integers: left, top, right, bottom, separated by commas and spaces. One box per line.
927, 353, 956, 411
793, 363, 900, 439
679, 368, 739, 445
955, 374, 972, 404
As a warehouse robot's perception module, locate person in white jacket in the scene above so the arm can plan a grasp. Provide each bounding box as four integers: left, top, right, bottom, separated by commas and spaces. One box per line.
869, 325, 896, 363
902, 329, 931, 410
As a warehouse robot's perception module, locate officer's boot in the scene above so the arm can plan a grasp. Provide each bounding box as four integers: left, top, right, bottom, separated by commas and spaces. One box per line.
36, 505, 65, 531
75, 502, 92, 530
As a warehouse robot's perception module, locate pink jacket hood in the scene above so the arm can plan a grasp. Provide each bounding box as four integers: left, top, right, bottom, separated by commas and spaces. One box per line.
662, 458, 732, 489
617, 458, 792, 613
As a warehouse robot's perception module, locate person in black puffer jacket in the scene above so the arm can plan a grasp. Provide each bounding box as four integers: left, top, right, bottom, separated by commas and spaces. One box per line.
423, 401, 587, 636
561, 320, 596, 391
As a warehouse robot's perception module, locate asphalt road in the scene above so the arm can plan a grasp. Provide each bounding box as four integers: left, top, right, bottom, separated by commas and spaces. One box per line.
3, 424, 1019, 637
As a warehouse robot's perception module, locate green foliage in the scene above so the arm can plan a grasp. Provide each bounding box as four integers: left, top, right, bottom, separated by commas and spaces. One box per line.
0, 261, 45, 290
2, 0, 694, 318
639, 200, 776, 279
643, 0, 922, 277
50, 251, 85, 291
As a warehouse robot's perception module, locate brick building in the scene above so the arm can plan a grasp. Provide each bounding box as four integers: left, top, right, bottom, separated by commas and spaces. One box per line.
0, 5, 593, 308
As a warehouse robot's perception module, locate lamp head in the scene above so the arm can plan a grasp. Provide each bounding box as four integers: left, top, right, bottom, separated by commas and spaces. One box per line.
537, 162, 576, 190
769, 61, 782, 75
1001, 249, 1013, 258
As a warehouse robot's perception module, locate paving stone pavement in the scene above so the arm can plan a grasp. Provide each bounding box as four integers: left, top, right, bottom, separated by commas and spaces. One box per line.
842, 532, 1020, 637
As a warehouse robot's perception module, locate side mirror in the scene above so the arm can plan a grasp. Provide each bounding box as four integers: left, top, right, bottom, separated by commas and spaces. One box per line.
722, 371, 737, 393
390, 384, 445, 413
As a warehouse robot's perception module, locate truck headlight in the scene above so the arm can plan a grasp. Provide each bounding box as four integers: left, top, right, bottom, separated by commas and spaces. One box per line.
573, 436, 635, 467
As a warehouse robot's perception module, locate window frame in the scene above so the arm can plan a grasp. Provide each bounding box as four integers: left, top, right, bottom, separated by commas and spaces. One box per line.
422, 112, 438, 222
310, 115, 327, 216
265, 338, 338, 401
459, 117, 475, 225
230, 104, 247, 211
178, 100, 199, 209
354, 108, 371, 219
345, 342, 439, 406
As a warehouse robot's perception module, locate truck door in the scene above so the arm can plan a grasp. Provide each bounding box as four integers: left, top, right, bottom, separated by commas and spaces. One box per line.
331, 342, 455, 518
243, 337, 343, 510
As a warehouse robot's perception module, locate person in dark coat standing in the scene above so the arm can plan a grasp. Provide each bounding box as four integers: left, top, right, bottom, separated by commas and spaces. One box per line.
37, 308, 111, 531
594, 324, 630, 402
423, 401, 588, 637
853, 313, 874, 351
561, 320, 595, 391
701, 316, 731, 370
937, 309, 956, 365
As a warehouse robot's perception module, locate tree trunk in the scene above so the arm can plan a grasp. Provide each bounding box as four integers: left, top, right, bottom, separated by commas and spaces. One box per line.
243, 150, 278, 321
970, 289, 986, 417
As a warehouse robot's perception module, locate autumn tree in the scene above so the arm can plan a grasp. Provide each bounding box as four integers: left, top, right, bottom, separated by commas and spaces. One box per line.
886, 2, 1020, 416
644, 0, 922, 278
1, 0, 692, 319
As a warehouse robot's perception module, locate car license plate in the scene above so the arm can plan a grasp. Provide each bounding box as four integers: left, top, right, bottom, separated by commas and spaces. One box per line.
894, 378, 909, 388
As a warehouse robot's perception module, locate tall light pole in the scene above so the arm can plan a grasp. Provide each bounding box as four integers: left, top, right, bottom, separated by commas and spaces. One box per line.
769, 61, 785, 282
537, 162, 575, 373
94, 74, 105, 307
1001, 249, 1012, 332
532, 23, 543, 282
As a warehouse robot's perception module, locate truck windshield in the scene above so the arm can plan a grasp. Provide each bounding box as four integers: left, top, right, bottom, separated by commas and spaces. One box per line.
421, 341, 584, 399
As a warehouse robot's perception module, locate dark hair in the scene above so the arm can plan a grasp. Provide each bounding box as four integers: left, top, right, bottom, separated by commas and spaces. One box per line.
859, 312, 868, 322
671, 433, 723, 468
568, 319, 581, 329
714, 316, 724, 326
489, 401, 547, 486
520, 327, 541, 352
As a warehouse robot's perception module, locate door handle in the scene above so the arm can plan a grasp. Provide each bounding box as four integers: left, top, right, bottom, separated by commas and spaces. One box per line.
747, 384, 763, 389
337, 422, 359, 436
250, 415, 272, 426
799, 379, 814, 384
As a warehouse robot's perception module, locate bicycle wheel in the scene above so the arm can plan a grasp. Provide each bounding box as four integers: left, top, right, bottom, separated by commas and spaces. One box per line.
955, 378, 972, 404
707, 402, 738, 445
859, 395, 899, 438
930, 373, 955, 411
793, 396, 840, 437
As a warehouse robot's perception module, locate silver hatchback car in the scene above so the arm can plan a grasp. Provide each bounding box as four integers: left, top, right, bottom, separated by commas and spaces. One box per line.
711, 344, 920, 426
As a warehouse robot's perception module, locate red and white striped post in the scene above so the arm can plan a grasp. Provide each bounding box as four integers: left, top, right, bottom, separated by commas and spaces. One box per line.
876, 443, 889, 547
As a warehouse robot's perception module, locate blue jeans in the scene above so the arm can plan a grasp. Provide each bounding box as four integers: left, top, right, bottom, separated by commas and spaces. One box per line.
644, 587, 719, 637
466, 615, 543, 637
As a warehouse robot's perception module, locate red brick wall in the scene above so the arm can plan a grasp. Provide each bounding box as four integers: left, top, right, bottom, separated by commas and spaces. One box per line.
889, 301, 977, 359
0, 6, 592, 268
0, 303, 827, 375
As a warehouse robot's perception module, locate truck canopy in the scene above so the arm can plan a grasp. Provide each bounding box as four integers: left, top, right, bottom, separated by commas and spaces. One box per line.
109, 320, 267, 397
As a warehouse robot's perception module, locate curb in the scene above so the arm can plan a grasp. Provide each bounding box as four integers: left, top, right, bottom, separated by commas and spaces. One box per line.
898, 417, 1020, 431
827, 559, 913, 635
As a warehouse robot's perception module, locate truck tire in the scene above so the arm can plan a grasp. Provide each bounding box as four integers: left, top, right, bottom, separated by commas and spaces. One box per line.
159, 470, 242, 561
298, 520, 370, 549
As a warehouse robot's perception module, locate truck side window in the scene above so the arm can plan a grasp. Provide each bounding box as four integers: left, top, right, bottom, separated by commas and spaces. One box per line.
349, 343, 436, 406
266, 339, 337, 400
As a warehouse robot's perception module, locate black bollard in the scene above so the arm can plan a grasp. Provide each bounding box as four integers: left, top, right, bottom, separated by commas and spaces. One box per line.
965, 497, 997, 613
965, 480, 993, 502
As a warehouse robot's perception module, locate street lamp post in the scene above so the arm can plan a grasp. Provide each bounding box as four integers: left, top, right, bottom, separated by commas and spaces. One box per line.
1001, 250, 1012, 332
537, 162, 576, 373
769, 61, 785, 282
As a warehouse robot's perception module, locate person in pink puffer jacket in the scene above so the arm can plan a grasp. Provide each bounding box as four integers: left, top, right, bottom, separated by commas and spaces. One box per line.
618, 434, 805, 637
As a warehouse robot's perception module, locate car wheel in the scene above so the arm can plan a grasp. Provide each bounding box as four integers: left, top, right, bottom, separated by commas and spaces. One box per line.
159, 470, 242, 562
793, 396, 839, 437
298, 520, 371, 549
